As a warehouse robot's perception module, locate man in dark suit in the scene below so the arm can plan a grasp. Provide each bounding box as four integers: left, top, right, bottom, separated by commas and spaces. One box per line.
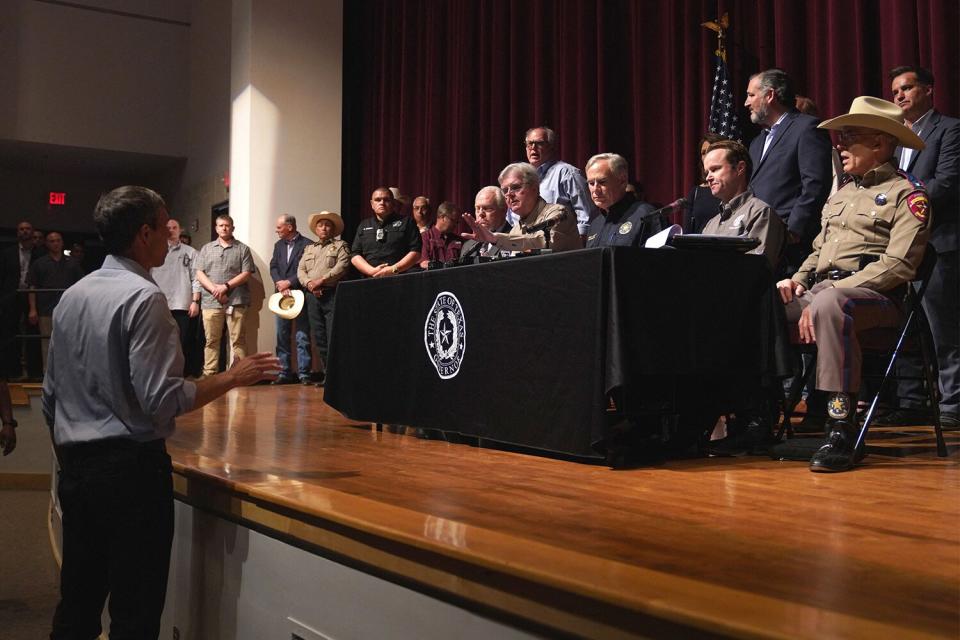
269, 214, 314, 385
879, 66, 960, 428
460, 186, 512, 259
1, 220, 44, 379
745, 68, 833, 275
584, 153, 663, 248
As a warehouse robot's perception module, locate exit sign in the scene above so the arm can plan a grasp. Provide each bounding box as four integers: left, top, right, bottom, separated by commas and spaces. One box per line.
49, 192, 66, 206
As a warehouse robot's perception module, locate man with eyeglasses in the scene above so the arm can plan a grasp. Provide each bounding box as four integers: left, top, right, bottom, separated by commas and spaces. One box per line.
507, 127, 596, 244
462, 163, 579, 253
775, 97, 930, 473
460, 186, 512, 259
584, 153, 664, 248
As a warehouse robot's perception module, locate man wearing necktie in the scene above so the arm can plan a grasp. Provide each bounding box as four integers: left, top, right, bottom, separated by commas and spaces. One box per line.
876, 66, 960, 429
744, 68, 833, 277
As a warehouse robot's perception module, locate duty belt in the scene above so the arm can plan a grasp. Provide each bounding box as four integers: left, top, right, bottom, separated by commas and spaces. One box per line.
811, 269, 857, 284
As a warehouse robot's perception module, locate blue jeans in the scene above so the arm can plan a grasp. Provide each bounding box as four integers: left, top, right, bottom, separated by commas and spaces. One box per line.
276, 312, 312, 378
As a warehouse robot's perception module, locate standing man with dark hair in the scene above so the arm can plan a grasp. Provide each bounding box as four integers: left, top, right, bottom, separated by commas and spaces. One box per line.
270, 214, 314, 385
150, 217, 202, 377
196, 215, 256, 377
43, 186, 278, 639
879, 65, 960, 428
351, 187, 422, 277
745, 68, 833, 275
509, 126, 597, 244
27, 231, 85, 372
1, 220, 44, 380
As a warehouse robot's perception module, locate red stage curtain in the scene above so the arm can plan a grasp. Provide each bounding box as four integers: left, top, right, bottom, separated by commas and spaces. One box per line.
341, 0, 959, 234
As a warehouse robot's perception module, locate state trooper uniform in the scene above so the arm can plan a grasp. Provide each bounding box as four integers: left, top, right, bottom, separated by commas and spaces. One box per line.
785, 162, 930, 395
782, 96, 931, 473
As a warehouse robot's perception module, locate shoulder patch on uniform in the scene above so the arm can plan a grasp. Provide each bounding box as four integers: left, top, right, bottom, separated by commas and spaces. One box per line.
897, 170, 926, 190
906, 190, 930, 225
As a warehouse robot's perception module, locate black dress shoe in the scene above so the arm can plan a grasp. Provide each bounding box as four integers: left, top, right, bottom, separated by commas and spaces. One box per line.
271, 375, 298, 385
809, 419, 857, 473
299, 376, 313, 385
705, 418, 773, 457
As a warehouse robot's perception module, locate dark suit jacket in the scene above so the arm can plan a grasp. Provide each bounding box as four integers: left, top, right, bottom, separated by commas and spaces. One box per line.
898, 110, 960, 253
269, 233, 313, 290
748, 111, 833, 241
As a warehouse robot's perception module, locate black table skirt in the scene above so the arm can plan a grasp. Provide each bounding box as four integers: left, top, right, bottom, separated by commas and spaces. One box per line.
325, 247, 787, 458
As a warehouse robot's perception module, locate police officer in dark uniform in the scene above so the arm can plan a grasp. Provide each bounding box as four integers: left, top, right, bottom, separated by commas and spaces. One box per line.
351, 187, 422, 277
776, 97, 931, 473
584, 153, 663, 248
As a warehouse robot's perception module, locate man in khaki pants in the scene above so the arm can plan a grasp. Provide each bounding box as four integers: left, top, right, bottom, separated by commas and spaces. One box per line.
195, 214, 255, 377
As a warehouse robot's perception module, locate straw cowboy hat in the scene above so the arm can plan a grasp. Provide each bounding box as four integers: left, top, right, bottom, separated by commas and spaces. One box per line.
307, 211, 344, 238
267, 289, 304, 320
818, 96, 925, 150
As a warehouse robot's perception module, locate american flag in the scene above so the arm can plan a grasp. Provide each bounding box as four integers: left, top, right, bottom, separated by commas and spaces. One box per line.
707, 53, 741, 141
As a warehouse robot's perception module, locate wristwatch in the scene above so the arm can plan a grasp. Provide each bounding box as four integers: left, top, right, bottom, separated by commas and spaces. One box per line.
2, 419, 17, 429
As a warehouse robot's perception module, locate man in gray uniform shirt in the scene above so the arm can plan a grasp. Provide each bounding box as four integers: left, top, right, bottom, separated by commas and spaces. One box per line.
44, 186, 278, 639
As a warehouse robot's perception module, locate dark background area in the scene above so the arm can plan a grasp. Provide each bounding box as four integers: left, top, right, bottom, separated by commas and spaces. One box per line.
340, 0, 959, 238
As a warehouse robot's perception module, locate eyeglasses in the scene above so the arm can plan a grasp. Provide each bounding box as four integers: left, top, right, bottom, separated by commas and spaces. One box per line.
524, 140, 548, 149
501, 183, 526, 195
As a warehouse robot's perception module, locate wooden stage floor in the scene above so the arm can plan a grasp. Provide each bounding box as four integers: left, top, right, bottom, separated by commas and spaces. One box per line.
169, 385, 960, 639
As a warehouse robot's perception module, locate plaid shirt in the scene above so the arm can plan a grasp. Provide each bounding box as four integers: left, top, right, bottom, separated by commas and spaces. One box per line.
195, 238, 255, 308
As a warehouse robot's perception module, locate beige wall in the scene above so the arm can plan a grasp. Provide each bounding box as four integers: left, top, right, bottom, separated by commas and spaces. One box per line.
0, 0, 189, 157
230, 0, 343, 357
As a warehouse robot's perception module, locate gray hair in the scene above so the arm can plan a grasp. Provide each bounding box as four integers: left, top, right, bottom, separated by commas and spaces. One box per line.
280, 214, 297, 228
751, 69, 796, 108
498, 162, 540, 188
585, 153, 629, 179
476, 185, 506, 210
524, 126, 557, 145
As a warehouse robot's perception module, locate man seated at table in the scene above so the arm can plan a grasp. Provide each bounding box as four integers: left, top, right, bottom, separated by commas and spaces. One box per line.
776, 97, 930, 473
419, 202, 463, 268
584, 153, 663, 247
700, 140, 786, 267
460, 186, 512, 259
351, 186, 422, 277
462, 163, 579, 253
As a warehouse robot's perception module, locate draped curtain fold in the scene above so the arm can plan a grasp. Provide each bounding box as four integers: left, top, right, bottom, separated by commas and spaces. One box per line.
341, 0, 959, 236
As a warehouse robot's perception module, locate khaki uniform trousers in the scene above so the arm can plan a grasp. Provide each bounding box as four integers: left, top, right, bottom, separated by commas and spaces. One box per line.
785, 286, 902, 393
201, 306, 247, 376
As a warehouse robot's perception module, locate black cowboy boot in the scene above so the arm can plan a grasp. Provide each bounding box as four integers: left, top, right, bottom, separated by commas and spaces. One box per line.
810, 392, 858, 473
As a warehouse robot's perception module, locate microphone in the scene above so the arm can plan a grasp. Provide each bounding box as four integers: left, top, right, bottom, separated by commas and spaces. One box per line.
645, 197, 688, 218
521, 209, 568, 234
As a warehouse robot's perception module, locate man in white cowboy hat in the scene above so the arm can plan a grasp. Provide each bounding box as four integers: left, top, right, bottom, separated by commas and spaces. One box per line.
775, 96, 931, 473
298, 211, 350, 385
269, 214, 314, 385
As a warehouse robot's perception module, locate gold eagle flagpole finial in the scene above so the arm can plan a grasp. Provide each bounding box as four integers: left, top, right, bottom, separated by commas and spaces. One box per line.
701, 12, 730, 62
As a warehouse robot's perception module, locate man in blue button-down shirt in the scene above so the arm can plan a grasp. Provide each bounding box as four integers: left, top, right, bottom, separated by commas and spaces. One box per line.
43, 186, 278, 639
507, 126, 597, 244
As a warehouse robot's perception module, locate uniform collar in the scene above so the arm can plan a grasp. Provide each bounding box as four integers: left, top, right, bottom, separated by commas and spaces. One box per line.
720, 189, 753, 218
605, 192, 637, 221
858, 161, 897, 188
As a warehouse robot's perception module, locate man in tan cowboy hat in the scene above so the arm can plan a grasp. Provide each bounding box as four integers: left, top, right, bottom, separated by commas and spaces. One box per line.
775, 96, 930, 473
297, 211, 350, 385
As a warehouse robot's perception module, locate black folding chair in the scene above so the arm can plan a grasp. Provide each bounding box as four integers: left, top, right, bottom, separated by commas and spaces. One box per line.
775, 250, 948, 458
